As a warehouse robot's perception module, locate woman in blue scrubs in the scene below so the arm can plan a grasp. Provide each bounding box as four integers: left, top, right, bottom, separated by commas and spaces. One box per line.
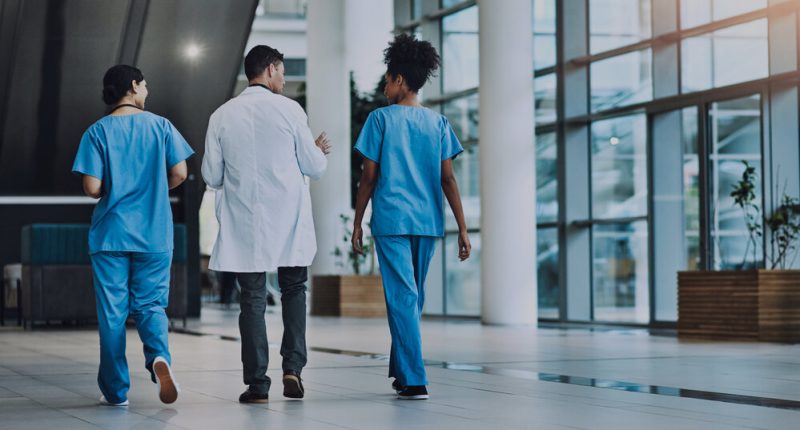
72, 65, 194, 406
352, 34, 471, 400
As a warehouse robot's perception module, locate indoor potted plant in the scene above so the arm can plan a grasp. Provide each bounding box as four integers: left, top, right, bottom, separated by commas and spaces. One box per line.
678, 161, 800, 342
311, 213, 385, 317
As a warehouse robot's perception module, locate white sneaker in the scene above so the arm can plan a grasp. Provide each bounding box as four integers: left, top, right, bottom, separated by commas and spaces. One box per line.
99, 395, 129, 406
153, 356, 180, 404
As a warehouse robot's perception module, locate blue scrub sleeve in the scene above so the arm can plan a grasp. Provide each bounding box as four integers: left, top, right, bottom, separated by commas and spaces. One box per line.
164, 120, 195, 168
441, 117, 464, 161
72, 129, 105, 179
354, 111, 383, 163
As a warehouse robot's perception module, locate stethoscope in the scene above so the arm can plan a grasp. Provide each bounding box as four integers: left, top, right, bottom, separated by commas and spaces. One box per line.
108, 103, 143, 115
249, 83, 273, 92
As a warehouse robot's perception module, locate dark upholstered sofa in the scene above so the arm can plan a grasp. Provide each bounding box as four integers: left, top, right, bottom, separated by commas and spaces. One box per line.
20, 224, 188, 328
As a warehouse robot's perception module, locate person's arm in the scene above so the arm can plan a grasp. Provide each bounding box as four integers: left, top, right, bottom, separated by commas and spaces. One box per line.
168, 160, 188, 189
296, 129, 329, 180
201, 116, 224, 189
294, 104, 329, 179
442, 159, 471, 261
352, 158, 379, 255
82, 175, 103, 199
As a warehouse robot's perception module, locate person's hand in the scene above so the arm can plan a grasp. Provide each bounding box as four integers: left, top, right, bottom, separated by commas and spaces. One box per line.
458, 230, 471, 261
315, 132, 331, 155
352, 224, 364, 256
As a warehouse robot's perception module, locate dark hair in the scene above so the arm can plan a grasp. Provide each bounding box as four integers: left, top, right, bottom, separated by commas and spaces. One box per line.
102, 64, 144, 105
244, 45, 285, 80
383, 33, 440, 92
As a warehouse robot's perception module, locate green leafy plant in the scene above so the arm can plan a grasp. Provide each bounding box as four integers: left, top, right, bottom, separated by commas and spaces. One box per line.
766, 190, 800, 270
333, 213, 375, 275
730, 161, 800, 269
730, 161, 762, 268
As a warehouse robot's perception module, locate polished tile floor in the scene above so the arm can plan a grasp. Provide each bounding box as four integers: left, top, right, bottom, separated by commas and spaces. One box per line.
1, 306, 799, 429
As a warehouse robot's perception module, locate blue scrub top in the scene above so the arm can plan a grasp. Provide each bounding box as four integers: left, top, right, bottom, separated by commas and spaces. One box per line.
354, 105, 463, 237
72, 112, 194, 254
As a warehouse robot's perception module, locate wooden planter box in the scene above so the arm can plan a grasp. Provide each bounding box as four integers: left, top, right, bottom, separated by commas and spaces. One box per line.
311, 275, 386, 318
678, 270, 800, 342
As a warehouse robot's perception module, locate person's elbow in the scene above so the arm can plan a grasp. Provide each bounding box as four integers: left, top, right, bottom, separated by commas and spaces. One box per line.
84, 187, 102, 199
169, 161, 189, 189
361, 170, 378, 188
170, 169, 188, 184
201, 169, 223, 189
82, 176, 102, 198
441, 171, 457, 189
303, 158, 327, 181
201, 160, 223, 188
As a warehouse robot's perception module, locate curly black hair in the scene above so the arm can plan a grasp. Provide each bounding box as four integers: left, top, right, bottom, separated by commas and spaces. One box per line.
383, 33, 440, 92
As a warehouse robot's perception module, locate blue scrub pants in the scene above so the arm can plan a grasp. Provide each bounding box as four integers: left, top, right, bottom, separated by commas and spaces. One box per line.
374, 235, 436, 387
90, 251, 172, 404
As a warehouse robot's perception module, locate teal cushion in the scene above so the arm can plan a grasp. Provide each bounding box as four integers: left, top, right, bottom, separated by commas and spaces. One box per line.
22, 223, 188, 264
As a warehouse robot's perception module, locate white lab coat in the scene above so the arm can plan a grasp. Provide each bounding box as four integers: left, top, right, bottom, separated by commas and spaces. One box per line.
201, 86, 327, 272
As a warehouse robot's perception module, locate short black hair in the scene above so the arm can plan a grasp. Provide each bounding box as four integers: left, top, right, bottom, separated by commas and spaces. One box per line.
244, 45, 284, 80
383, 33, 440, 92
102, 64, 143, 105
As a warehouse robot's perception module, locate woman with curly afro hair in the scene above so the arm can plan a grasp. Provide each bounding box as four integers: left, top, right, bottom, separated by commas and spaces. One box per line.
351, 33, 471, 400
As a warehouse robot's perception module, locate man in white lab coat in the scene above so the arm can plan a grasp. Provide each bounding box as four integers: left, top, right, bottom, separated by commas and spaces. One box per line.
202, 45, 330, 404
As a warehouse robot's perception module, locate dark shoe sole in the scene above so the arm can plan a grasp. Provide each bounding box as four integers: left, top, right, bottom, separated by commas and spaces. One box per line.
153, 361, 178, 404
283, 374, 304, 399
239, 397, 269, 404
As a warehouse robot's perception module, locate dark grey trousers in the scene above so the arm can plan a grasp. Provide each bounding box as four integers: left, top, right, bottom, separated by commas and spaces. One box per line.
236, 267, 308, 395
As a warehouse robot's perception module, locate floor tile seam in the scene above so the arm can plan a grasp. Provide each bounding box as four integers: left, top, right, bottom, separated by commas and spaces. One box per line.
465, 355, 757, 365
434, 381, 771, 429
305, 380, 506, 419
171, 328, 800, 412
303, 379, 566, 429
422, 368, 800, 416
309, 379, 743, 430
168, 387, 383, 430
450, 381, 795, 422
1, 342, 98, 369
624, 402, 795, 423
0, 388, 111, 429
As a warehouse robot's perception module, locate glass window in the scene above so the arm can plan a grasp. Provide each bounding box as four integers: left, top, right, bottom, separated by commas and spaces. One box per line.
446, 143, 481, 231
442, 6, 479, 93
681, 0, 767, 29
589, 0, 651, 54
445, 233, 481, 316
535, 74, 557, 125
681, 19, 768, 93
591, 115, 648, 219
537, 132, 558, 223
443, 93, 479, 143
412, 0, 422, 19
592, 221, 650, 323
590, 49, 652, 112
682, 107, 701, 271
533, 0, 557, 69
441, 0, 465, 8
709, 95, 763, 270
256, 0, 306, 18
537, 227, 559, 319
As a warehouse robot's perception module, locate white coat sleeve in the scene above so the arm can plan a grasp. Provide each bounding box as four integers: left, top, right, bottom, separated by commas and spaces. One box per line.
293, 107, 327, 180
201, 114, 224, 189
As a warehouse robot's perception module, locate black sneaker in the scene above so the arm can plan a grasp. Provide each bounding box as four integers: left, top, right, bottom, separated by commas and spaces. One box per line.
239, 390, 269, 404
391, 379, 403, 394
282, 370, 304, 399
397, 385, 428, 400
